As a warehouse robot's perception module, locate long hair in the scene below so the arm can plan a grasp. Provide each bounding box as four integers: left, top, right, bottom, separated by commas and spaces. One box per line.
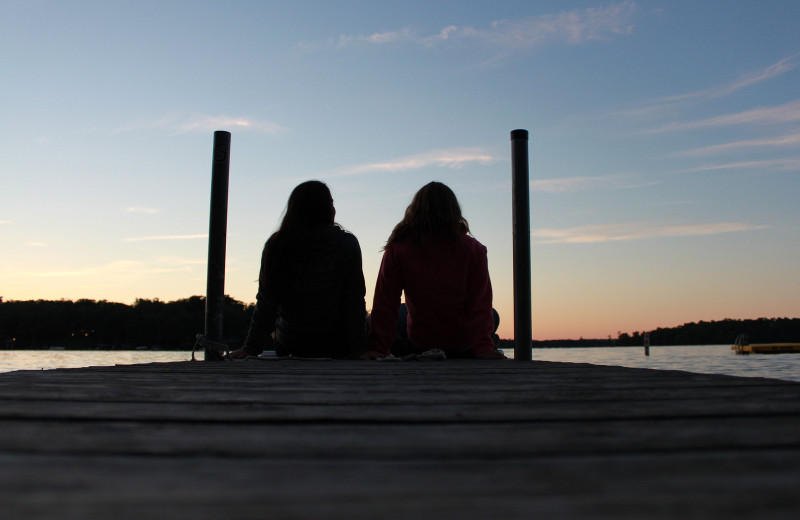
385, 181, 470, 248
265, 180, 335, 261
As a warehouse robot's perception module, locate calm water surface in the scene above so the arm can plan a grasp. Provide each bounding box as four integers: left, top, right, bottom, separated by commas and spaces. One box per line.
0, 350, 203, 373
1, 345, 799, 383
527, 344, 800, 382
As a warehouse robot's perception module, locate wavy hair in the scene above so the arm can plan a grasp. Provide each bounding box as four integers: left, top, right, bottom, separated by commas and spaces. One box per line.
385, 181, 470, 248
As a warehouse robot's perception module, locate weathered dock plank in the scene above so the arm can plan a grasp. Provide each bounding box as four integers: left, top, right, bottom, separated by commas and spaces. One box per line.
1, 359, 799, 519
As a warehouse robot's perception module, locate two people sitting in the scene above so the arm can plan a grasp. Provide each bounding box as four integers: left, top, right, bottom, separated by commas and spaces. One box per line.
229, 180, 504, 360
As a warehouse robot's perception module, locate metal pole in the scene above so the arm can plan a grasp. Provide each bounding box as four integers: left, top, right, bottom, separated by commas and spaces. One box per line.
511, 129, 532, 361
204, 130, 231, 361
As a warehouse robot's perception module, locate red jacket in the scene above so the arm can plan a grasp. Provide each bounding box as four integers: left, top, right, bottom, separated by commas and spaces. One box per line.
369, 234, 495, 356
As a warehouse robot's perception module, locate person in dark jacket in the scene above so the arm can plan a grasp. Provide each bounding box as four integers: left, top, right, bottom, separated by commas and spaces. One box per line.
229, 180, 380, 359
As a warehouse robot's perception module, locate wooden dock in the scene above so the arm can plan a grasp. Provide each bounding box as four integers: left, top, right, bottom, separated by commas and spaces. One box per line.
1, 359, 799, 519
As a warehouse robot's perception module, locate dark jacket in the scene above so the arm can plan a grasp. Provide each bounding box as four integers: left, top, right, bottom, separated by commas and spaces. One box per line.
243, 224, 368, 358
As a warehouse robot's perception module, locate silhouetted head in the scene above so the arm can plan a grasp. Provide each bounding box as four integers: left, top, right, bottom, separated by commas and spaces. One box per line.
260, 180, 337, 276
268, 180, 335, 251
282, 180, 335, 231
386, 181, 470, 247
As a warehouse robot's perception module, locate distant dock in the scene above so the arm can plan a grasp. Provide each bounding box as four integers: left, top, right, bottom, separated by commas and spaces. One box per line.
1, 359, 799, 519
732, 342, 800, 354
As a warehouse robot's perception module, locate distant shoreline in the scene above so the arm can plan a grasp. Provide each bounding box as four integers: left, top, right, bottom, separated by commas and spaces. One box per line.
2, 299, 797, 348
3, 343, 728, 352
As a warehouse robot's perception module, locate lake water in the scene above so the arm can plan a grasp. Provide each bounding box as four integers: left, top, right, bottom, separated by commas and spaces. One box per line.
529, 344, 800, 383
0, 350, 203, 373
1, 345, 799, 382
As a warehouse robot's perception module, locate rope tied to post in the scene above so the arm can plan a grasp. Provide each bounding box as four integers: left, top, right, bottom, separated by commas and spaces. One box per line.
192, 334, 230, 361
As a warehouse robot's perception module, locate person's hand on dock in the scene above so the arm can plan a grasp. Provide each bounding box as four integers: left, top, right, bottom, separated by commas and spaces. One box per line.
359, 350, 387, 360
474, 349, 507, 359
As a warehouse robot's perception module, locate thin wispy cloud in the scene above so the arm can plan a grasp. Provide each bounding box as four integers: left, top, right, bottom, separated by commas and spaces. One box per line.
533, 221, 767, 244
670, 157, 800, 174
123, 234, 207, 242
0, 220, 10, 224
615, 55, 800, 119
532, 173, 657, 193
156, 256, 207, 266
324, 148, 495, 178
653, 55, 797, 107
466, 2, 635, 47
127, 207, 161, 214
677, 131, 800, 156
173, 115, 287, 135
652, 99, 800, 133
21, 260, 194, 279
304, 2, 635, 53
112, 113, 288, 136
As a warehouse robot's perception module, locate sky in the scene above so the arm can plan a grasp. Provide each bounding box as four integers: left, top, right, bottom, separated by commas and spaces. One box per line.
2, 1, 799, 341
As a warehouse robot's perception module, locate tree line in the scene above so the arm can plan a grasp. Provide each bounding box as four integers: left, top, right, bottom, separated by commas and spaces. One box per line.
0, 296, 253, 350
615, 317, 799, 346
1, 297, 797, 349
498, 317, 799, 349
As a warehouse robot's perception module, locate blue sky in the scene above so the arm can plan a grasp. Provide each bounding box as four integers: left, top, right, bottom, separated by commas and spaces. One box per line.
2, 1, 799, 340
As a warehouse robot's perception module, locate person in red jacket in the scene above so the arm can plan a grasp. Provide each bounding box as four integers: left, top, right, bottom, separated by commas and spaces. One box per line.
369, 181, 505, 359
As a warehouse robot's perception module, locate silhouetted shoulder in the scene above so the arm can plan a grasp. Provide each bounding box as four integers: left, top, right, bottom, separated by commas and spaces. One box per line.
460, 234, 487, 255
332, 224, 361, 249
333, 223, 356, 237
